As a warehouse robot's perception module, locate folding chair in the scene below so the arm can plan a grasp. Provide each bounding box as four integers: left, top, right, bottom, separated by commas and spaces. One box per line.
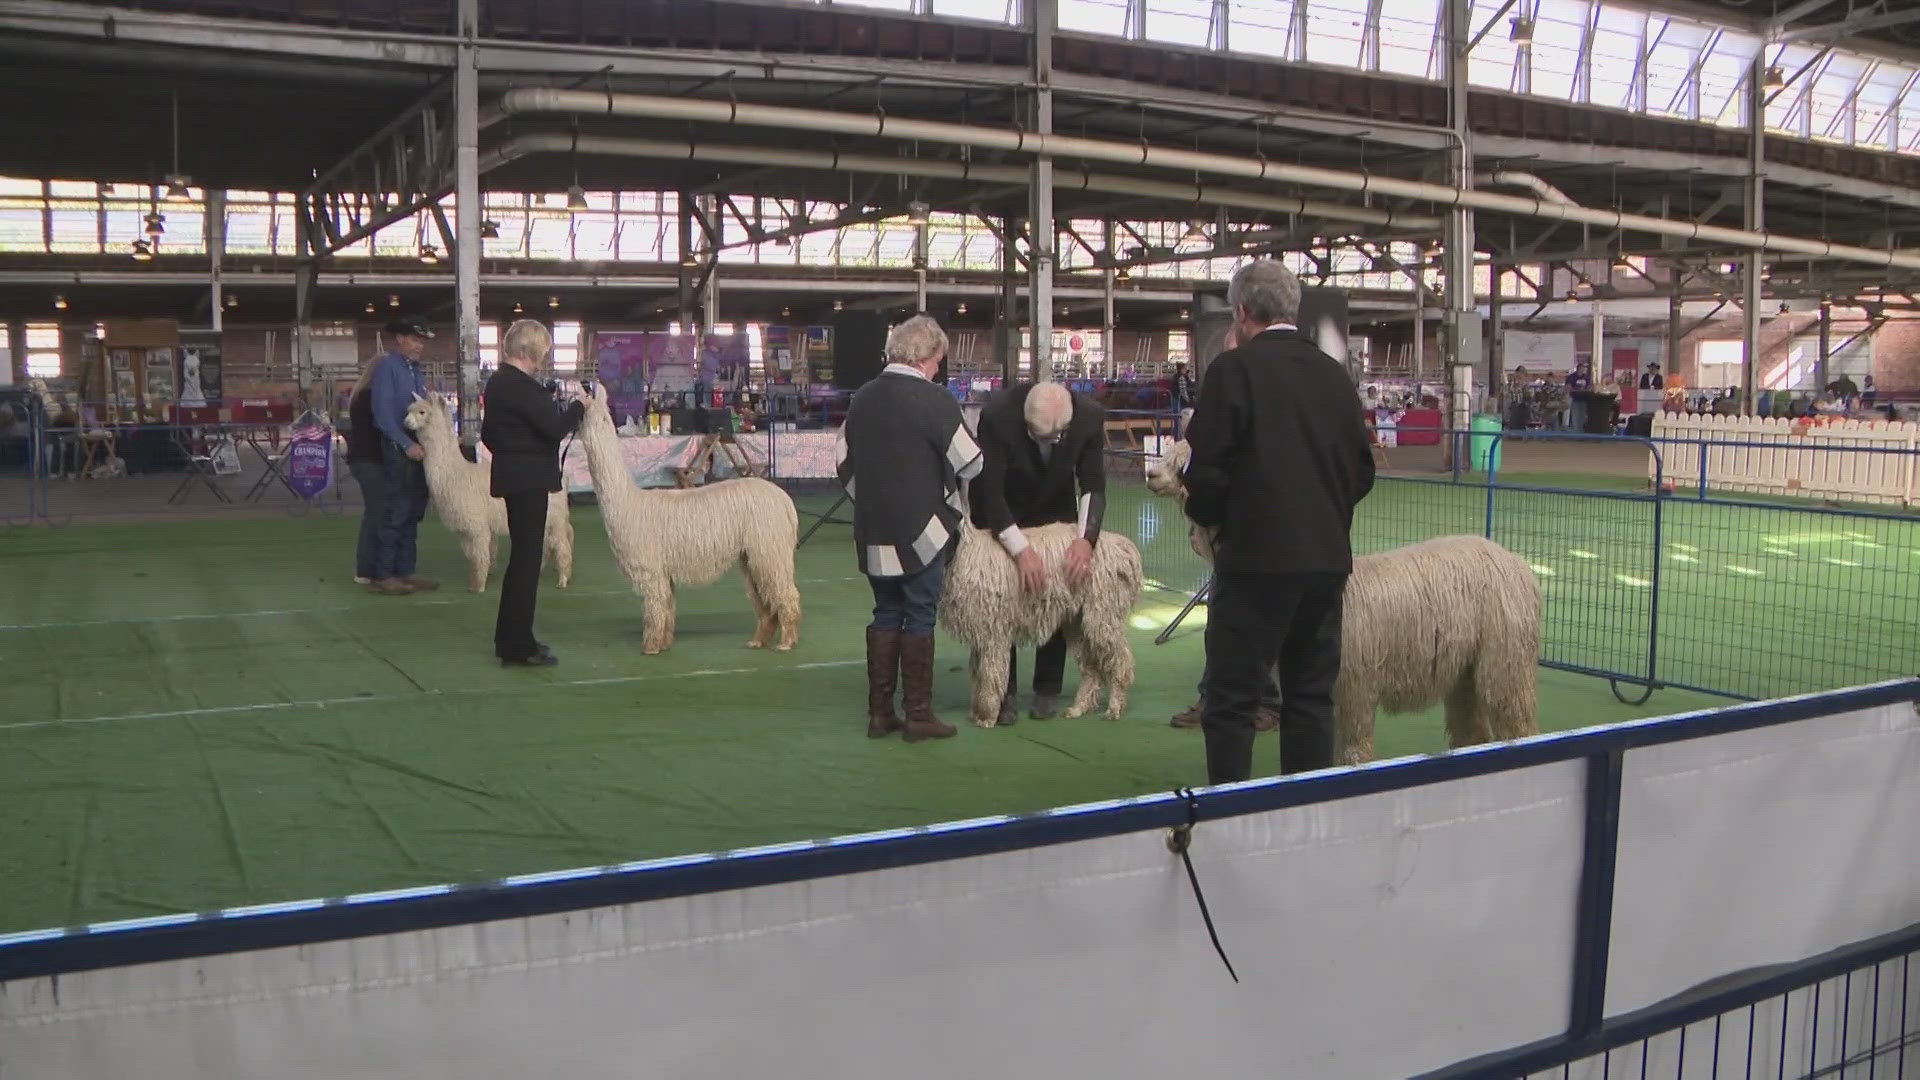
167, 405, 231, 504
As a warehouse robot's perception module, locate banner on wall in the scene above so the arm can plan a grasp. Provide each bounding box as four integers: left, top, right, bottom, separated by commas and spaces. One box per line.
179, 330, 223, 408
805, 326, 833, 386
592, 332, 655, 423
285, 415, 334, 499
1502, 330, 1577, 373
764, 326, 794, 385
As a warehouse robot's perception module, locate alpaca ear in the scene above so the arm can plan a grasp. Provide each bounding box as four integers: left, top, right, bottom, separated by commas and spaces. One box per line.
411, 392, 427, 404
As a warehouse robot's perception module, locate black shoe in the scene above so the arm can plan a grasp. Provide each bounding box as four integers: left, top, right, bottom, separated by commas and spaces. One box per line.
1028, 692, 1059, 720
501, 652, 559, 668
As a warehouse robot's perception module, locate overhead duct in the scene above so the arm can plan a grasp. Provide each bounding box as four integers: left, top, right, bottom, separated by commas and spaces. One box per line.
479, 131, 1440, 232
497, 87, 1920, 273
1474, 172, 1576, 206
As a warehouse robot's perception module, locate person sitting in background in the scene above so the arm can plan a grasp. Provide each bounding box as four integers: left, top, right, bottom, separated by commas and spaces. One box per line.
969, 380, 1107, 724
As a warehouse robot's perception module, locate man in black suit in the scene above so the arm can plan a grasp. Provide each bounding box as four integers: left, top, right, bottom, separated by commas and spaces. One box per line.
1183, 259, 1375, 784
481, 319, 586, 668
969, 381, 1107, 724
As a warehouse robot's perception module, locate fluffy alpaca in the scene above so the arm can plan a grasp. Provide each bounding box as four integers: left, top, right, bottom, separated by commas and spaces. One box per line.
1148, 437, 1540, 764
576, 384, 800, 653
403, 394, 573, 593
937, 521, 1144, 727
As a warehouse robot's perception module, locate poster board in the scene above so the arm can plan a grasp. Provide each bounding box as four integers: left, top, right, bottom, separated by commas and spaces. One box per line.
1502, 330, 1577, 374
179, 329, 223, 408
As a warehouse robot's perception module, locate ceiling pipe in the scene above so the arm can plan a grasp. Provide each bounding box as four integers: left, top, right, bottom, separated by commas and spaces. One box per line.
480, 131, 1441, 232
497, 87, 1920, 273
1475, 171, 1576, 206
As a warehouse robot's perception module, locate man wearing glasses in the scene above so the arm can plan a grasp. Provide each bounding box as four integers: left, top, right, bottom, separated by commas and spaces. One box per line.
968, 380, 1108, 724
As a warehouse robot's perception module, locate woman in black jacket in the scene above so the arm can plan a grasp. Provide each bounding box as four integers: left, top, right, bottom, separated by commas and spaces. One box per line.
343, 359, 389, 586
480, 320, 586, 667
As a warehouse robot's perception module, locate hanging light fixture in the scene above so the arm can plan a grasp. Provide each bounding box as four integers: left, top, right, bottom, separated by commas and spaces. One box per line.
388, 294, 401, 308
781, 306, 793, 318
144, 210, 165, 238
512, 301, 524, 314
1509, 17, 1534, 45
480, 220, 501, 240
832, 299, 844, 311
566, 122, 589, 211
548, 295, 560, 309
1764, 65, 1786, 91
163, 92, 192, 200
955, 302, 968, 315
1115, 266, 1131, 283
130, 239, 153, 261
53, 295, 68, 311
365, 302, 377, 315
1180, 217, 1209, 245
224, 293, 238, 309
906, 200, 930, 225
418, 244, 440, 265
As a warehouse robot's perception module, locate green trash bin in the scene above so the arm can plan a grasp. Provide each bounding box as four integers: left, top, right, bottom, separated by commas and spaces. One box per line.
1468, 413, 1503, 474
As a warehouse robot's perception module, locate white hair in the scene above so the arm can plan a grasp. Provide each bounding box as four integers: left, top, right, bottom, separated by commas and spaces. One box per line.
502, 319, 553, 364
886, 314, 949, 366
1024, 382, 1072, 436
1227, 258, 1303, 325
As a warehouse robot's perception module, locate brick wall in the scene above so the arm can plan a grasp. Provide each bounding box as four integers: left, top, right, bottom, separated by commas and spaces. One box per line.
1873, 319, 1920, 393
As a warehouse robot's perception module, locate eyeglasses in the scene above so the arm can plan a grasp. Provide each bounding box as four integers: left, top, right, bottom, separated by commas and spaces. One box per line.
1029, 428, 1065, 445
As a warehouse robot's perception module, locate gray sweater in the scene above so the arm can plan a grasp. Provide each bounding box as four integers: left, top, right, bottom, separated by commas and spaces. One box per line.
835, 365, 983, 577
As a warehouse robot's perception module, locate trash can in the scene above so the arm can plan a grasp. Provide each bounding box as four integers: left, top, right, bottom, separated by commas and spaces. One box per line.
1468, 413, 1503, 474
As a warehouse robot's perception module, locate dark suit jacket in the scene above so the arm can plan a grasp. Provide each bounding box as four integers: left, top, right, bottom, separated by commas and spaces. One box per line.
968, 383, 1106, 535
480, 364, 585, 497
1184, 327, 1375, 574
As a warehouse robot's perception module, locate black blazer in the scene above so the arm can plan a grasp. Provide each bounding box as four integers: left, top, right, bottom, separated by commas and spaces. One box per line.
480, 364, 585, 497
1184, 328, 1375, 574
968, 383, 1106, 535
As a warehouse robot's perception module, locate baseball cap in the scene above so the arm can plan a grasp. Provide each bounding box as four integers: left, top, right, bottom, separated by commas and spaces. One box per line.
385, 316, 436, 339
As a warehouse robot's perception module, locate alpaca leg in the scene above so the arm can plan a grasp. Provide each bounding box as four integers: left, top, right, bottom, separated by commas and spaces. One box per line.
549, 512, 573, 589
1443, 671, 1494, 750
462, 532, 491, 593
637, 573, 674, 654
742, 555, 774, 649
1077, 617, 1134, 721
1479, 648, 1540, 744
1333, 688, 1375, 766
971, 641, 1010, 728
749, 543, 802, 651
1061, 630, 1101, 719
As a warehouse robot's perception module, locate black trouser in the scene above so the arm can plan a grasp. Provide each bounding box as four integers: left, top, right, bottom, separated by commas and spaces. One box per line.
1201, 570, 1348, 785
493, 489, 550, 660
1004, 631, 1068, 703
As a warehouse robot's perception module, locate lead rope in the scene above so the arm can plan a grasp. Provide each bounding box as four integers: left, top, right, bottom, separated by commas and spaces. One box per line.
1167, 787, 1239, 983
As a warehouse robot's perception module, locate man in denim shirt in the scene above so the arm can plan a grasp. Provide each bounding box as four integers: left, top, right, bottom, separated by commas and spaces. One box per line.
366, 316, 440, 595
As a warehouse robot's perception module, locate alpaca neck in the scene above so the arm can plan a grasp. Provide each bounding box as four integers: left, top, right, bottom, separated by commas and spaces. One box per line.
579, 416, 642, 515
418, 426, 467, 473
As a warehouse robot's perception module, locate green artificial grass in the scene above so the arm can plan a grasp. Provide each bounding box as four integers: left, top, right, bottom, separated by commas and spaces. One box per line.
0, 482, 1911, 935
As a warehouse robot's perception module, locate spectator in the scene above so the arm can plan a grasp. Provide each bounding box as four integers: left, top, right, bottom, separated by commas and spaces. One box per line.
837, 315, 983, 742
342, 355, 388, 586
1182, 259, 1375, 784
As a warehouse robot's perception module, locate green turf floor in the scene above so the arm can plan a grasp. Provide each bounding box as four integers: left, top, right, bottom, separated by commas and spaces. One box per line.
0, 481, 1910, 935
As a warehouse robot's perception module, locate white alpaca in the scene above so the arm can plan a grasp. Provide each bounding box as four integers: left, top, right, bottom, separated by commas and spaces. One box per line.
1148, 438, 1540, 765
576, 384, 800, 653
403, 395, 573, 593
937, 521, 1144, 727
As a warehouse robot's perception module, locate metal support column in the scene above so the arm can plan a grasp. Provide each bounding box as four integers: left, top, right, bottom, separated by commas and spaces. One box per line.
1816, 299, 1832, 391
677, 192, 695, 333
1029, 0, 1056, 384
207, 190, 225, 334
1441, 0, 1481, 432
454, 0, 481, 431
1743, 53, 1766, 413
1102, 217, 1117, 380
1000, 216, 1020, 381
1487, 277, 1503, 396
914, 216, 930, 313
701, 194, 720, 331
1667, 285, 1683, 387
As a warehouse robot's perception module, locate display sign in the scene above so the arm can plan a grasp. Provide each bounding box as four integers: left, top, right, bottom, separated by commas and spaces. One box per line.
285, 415, 334, 499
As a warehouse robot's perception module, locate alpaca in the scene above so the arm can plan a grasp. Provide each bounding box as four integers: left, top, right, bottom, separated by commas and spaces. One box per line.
937, 521, 1144, 727
576, 384, 800, 653
403, 394, 573, 593
1148, 438, 1540, 765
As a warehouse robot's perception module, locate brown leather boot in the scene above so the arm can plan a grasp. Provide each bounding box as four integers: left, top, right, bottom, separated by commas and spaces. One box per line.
898, 633, 956, 742
1171, 697, 1280, 732
1169, 697, 1205, 728
866, 628, 903, 738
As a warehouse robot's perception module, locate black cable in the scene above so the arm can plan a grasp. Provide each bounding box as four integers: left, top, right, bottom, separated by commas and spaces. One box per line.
1167, 787, 1239, 984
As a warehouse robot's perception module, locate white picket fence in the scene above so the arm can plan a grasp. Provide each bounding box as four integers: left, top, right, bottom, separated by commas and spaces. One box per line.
1651, 413, 1920, 506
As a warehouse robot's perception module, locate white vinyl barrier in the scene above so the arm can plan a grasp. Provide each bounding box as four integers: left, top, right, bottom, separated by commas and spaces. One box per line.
1653, 413, 1920, 506
3, 688, 1916, 1079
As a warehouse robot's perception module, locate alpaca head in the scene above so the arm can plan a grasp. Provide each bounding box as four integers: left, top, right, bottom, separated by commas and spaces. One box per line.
402, 393, 450, 441
1144, 438, 1190, 500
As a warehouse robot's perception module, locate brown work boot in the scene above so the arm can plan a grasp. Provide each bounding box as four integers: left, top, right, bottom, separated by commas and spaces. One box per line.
1169, 697, 1204, 728
367, 577, 417, 596
1253, 705, 1281, 733
898, 633, 956, 742
402, 575, 441, 592
866, 628, 904, 738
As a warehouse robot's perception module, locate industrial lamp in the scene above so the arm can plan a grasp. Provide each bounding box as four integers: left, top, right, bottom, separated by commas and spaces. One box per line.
130, 239, 153, 261
418, 244, 440, 265
1509, 17, 1534, 45
1764, 65, 1785, 91
906, 200, 930, 225
566, 185, 589, 211
480, 220, 501, 240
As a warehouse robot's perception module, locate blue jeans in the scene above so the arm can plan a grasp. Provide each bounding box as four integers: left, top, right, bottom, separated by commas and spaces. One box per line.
867, 552, 946, 636
1569, 399, 1589, 432
372, 443, 429, 580
350, 459, 388, 580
